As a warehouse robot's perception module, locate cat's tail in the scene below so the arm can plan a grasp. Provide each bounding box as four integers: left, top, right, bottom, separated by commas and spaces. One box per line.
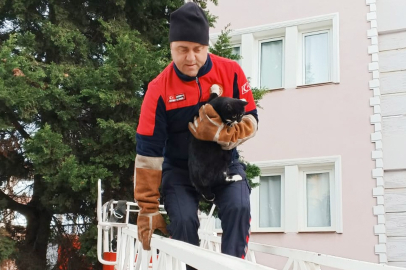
202, 193, 215, 202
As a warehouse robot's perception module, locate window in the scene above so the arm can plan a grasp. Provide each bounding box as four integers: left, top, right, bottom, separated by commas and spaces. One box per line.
232, 46, 240, 55
304, 171, 332, 228
303, 31, 330, 84
210, 13, 340, 89
249, 156, 342, 233
214, 173, 285, 232
297, 165, 339, 232
259, 175, 283, 228
215, 217, 221, 230
232, 45, 241, 65
260, 39, 284, 89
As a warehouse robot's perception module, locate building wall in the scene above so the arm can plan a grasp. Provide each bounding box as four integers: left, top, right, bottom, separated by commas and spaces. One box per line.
377, 0, 406, 266
208, 0, 378, 268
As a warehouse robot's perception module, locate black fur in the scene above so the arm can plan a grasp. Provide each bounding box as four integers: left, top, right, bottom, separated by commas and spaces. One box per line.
188, 93, 248, 201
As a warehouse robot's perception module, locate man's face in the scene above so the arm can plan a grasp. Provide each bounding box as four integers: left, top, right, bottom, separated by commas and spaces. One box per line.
170, 41, 208, 77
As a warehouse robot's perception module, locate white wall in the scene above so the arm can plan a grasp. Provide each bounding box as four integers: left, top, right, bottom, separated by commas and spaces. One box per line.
377, 0, 406, 33
378, 3, 406, 264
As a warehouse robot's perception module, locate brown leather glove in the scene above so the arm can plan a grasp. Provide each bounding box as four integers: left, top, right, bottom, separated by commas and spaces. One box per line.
188, 104, 258, 150
134, 155, 168, 250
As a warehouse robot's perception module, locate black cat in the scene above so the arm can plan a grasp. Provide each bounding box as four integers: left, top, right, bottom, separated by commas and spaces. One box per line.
188, 93, 248, 201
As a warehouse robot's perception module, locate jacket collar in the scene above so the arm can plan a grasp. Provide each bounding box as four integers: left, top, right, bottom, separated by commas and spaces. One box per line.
173, 54, 212, 82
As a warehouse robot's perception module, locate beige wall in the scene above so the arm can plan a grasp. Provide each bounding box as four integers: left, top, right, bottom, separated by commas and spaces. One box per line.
208, 0, 378, 268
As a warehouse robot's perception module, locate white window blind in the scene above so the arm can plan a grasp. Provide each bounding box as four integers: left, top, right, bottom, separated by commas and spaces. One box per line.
304, 32, 330, 84
259, 175, 282, 227
306, 172, 331, 227
232, 46, 241, 65
260, 40, 283, 89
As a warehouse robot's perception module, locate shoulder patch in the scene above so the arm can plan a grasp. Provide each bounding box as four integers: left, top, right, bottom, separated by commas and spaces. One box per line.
242, 82, 251, 94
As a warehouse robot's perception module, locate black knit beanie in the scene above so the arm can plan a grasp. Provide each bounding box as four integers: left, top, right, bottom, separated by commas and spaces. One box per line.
169, 2, 209, 45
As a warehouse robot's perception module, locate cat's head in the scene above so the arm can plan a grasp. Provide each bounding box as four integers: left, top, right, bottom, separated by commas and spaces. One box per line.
211, 97, 248, 126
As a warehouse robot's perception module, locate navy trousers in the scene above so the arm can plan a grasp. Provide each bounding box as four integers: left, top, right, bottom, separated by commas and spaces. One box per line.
161, 164, 251, 267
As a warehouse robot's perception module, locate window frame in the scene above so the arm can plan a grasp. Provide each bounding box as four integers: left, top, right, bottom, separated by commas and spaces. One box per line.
298, 29, 333, 86
255, 171, 285, 232
250, 156, 342, 233
298, 167, 336, 232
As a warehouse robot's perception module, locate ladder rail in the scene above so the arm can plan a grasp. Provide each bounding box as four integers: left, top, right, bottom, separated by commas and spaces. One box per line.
97, 179, 406, 270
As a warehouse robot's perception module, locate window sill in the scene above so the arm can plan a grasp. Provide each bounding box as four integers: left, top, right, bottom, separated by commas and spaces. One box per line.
251, 228, 285, 233
296, 82, 338, 89
298, 227, 342, 233
267, 87, 285, 91
214, 228, 286, 233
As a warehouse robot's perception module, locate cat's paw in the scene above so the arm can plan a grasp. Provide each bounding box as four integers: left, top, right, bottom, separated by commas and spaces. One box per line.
226, 175, 243, 181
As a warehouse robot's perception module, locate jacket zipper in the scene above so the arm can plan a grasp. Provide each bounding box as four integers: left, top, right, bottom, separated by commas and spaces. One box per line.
196, 77, 202, 107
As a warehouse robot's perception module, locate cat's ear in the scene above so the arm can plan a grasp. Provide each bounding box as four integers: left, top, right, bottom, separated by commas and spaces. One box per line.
239, 98, 248, 106
225, 103, 233, 111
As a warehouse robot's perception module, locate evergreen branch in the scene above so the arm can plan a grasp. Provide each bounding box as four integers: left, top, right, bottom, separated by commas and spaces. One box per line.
13, 68, 48, 90
52, 215, 70, 238
0, 189, 34, 218
0, 100, 31, 140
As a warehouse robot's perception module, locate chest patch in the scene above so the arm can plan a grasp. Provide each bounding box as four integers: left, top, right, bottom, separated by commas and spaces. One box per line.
168, 93, 186, 103
210, 84, 223, 96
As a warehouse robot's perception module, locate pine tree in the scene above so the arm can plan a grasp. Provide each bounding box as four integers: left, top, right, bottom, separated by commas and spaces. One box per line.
0, 0, 194, 268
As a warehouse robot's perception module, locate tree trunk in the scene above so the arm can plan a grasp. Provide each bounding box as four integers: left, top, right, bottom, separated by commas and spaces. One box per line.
16, 209, 52, 270
14, 175, 53, 270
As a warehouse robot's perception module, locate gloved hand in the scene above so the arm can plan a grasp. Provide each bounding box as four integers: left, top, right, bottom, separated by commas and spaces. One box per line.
137, 212, 167, 250
188, 104, 258, 150
134, 155, 168, 250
